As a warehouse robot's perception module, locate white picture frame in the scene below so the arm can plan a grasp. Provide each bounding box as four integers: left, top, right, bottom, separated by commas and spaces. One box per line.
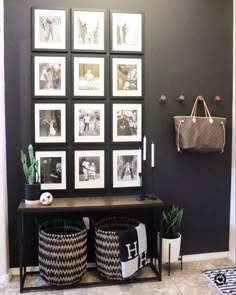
33, 55, 66, 97
33, 8, 67, 50
74, 103, 104, 143
34, 103, 66, 143
35, 151, 66, 190
112, 57, 142, 97
113, 149, 142, 188
72, 9, 105, 52
73, 56, 105, 97
74, 150, 105, 189
113, 103, 142, 142
111, 11, 143, 53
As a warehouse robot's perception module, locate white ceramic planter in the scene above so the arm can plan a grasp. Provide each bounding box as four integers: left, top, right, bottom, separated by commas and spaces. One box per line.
158, 233, 181, 263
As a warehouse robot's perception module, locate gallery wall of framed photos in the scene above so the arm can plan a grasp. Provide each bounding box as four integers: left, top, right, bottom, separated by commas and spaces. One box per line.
32, 7, 144, 193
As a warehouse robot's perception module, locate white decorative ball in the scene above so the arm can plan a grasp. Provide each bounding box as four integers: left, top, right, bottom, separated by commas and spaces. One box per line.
40, 192, 53, 206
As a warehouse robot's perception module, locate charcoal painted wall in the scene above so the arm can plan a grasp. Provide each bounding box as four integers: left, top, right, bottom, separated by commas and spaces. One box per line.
4, 0, 233, 267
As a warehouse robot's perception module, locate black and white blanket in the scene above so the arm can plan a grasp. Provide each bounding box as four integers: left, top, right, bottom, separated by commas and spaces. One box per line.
117, 223, 147, 278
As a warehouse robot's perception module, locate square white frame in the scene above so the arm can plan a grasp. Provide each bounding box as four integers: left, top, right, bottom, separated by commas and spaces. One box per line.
112, 57, 142, 97
74, 150, 105, 189
74, 103, 105, 143
36, 151, 66, 190
111, 11, 143, 53
34, 103, 66, 143
72, 9, 105, 51
113, 103, 142, 142
33, 8, 67, 50
34, 55, 66, 97
113, 149, 142, 188
73, 56, 105, 97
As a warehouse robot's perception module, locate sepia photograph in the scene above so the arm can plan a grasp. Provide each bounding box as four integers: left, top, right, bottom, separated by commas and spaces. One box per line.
73, 56, 105, 96
112, 57, 142, 97
74, 103, 104, 143
33, 55, 66, 97
111, 11, 143, 53
34, 103, 66, 143
113, 149, 141, 188
72, 9, 105, 51
35, 151, 66, 190
33, 8, 67, 50
113, 103, 142, 142
74, 150, 105, 189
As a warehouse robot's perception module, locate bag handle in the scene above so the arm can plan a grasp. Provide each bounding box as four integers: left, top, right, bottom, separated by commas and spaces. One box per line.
176, 119, 184, 152
220, 121, 226, 154
191, 96, 213, 124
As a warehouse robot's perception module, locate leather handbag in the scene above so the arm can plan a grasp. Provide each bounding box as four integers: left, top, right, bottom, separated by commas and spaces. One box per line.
173, 96, 226, 153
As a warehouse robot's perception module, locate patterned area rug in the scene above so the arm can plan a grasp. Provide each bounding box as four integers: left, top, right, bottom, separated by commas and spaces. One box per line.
203, 267, 236, 294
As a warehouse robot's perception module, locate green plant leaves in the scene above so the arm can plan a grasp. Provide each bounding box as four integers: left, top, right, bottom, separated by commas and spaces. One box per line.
162, 205, 183, 239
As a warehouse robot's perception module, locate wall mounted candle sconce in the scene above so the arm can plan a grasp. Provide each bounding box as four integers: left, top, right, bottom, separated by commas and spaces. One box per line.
213, 96, 221, 103
159, 95, 167, 103
177, 95, 185, 102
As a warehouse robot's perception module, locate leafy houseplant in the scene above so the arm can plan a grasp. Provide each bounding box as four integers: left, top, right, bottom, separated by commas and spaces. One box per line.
162, 205, 183, 239
21, 144, 41, 204
159, 205, 183, 263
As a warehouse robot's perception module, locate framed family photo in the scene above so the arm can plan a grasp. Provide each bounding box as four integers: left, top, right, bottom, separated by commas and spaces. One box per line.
74, 103, 105, 143
74, 150, 105, 189
33, 54, 67, 97
34, 103, 66, 143
35, 151, 66, 190
111, 11, 143, 53
73, 56, 105, 97
112, 103, 142, 142
113, 149, 142, 188
112, 57, 143, 97
72, 9, 106, 52
32, 8, 68, 51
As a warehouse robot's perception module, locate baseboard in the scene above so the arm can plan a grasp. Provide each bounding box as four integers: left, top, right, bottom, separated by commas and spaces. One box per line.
0, 272, 11, 284
183, 251, 229, 262
229, 252, 236, 263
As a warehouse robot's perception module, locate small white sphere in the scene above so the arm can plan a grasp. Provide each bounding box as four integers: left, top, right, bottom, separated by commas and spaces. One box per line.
40, 192, 53, 206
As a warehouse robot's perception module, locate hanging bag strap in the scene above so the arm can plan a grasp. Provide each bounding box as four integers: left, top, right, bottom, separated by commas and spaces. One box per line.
176, 119, 185, 152
191, 96, 213, 124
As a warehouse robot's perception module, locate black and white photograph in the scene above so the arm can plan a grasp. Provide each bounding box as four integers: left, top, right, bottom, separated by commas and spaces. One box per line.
34, 55, 66, 97
112, 57, 142, 97
35, 151, 66, 190
72, 9, 105, 51
32, 8, 67, 50
111, 11, 143, 53
74, 103, 104, 143
73, 56, 104, 96
113, 103, 142, 142
74, 150, 104, 189
34, 103, 66, 143
113, 149, 141, 188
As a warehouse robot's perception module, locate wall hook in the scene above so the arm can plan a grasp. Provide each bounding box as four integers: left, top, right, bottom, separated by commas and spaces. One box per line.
213, 96, 221, 103
159, 95, 167, 103
197, 95, 204, 101
177, 95, 185, 102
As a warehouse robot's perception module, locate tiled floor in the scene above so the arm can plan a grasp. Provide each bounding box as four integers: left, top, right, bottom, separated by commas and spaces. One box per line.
1, 258, 235, 294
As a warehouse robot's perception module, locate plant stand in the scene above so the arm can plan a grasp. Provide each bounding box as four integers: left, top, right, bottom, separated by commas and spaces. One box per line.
166, 243, 183, 276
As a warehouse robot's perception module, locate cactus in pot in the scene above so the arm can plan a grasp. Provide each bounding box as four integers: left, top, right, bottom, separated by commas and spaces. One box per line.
21, 144, 40, 204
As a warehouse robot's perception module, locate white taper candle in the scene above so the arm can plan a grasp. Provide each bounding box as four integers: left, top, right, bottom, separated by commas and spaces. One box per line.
143, 136, 146, 161
151, 142, 155, 167
138, 148, 142, 174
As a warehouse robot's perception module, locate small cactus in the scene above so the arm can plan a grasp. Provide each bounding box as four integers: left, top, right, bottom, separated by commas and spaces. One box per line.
21, 144, 39, 184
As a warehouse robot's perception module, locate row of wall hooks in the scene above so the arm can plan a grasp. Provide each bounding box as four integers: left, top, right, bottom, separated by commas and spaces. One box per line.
159, 95, 221, 103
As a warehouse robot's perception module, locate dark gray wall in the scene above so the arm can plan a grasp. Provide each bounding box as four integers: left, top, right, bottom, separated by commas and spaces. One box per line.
4, 0, 233, 267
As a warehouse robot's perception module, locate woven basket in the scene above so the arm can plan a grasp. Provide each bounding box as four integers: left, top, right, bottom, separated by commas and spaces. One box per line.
38, 219, 87, 286
95, 217, 140, 280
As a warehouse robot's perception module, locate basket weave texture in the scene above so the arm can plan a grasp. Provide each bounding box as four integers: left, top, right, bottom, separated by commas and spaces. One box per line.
95, 216, 140, 280
38, 219, 87, 286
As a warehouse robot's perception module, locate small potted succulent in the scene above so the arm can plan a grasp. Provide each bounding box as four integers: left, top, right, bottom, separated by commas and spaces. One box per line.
21, 144, 40, 204
159, 205, 183, 263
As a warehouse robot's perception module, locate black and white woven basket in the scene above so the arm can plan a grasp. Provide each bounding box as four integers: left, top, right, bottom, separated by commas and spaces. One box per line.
38, 219, 87, 286
95, 216, 140, 280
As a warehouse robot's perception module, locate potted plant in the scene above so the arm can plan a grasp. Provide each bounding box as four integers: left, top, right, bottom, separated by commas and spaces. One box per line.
159, 205, 183, 263
21, 144, 41, 204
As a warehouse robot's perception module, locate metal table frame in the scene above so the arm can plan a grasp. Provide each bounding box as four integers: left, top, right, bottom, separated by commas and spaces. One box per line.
18, 195, 164, 293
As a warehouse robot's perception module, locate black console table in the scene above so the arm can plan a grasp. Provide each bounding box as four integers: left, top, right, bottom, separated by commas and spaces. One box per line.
18, 195, 164, 293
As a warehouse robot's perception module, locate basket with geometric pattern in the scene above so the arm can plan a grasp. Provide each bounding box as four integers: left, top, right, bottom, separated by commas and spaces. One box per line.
95, 216, 140, 280
38, 219, 87, 286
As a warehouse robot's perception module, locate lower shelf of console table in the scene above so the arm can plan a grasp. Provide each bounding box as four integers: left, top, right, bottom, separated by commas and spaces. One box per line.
18, 195, 164, 293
